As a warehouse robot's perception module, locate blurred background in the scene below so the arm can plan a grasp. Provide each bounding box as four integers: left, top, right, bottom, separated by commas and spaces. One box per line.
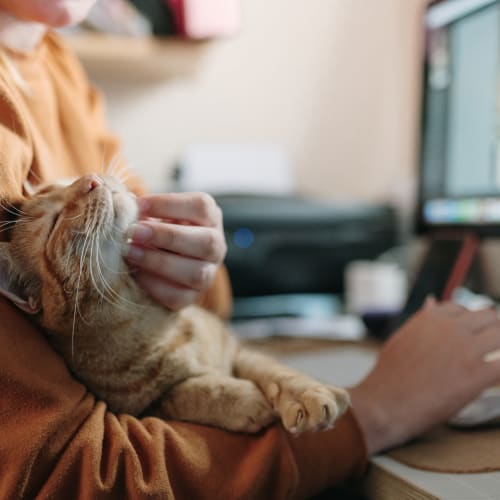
67, 0, 500, 340
69, 0, 426, 202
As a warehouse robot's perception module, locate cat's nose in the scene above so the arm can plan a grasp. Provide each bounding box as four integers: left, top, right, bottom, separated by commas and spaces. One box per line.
82, 174, 103, 193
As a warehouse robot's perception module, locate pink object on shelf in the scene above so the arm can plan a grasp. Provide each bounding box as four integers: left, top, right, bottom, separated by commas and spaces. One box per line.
167, 0, 241, 39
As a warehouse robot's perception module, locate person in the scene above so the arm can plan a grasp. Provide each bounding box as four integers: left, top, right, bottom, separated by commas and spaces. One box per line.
1, 1, 500, 498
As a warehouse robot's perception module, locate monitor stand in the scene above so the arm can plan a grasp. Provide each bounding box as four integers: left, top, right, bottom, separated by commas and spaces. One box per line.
440, 233, 480, 300
387, 233, 480, 335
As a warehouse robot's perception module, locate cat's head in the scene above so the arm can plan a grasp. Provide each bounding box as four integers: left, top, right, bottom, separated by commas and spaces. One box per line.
0, 174, 139, 332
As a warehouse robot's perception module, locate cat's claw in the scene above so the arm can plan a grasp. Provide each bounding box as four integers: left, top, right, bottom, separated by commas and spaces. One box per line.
272, 381, 350, 435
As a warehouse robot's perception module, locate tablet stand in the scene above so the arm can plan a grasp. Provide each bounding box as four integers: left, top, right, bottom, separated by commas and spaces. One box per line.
385, 233, 480, 336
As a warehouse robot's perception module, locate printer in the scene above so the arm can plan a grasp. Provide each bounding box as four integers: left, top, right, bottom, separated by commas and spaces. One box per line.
216, 194, 397, 298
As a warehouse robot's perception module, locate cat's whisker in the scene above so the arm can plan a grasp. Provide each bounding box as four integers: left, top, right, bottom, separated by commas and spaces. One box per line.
81, 228, 120, 307
0, 201, 33, 219
111, 157, 125, 178
0, 199, 32, 217
106, 155, 122, 178
114, 168, 132, 185
98, 224, 137, 277
94, 236, 141, 310
0, 200, 27, 214
0, 220, 35, 232
71, 229, 90, 236
71, 224, 96, 358
103, 225, 126, 249
0, 220, 34, 231
112, 162, 128, 177
105, 157, 115, 176
77, 236, 94, 320
89, 232, 118, 307
62, 212, 84, 222
88, 232, 110, 307
0, 217, 33, 233
91, 232, 137, 311
97, 244, 129, 276
93, 267, 131, 311
110, 162, 133, 185
65, 233, 84, 273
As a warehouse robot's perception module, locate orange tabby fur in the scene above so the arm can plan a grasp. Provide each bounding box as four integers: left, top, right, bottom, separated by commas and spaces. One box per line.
0, 174, 349, 434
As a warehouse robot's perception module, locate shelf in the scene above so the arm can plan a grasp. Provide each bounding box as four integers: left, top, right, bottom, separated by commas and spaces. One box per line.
66, 33, 209, 80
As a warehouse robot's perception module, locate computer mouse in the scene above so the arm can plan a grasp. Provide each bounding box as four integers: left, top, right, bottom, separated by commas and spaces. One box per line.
449, 387, 500, 427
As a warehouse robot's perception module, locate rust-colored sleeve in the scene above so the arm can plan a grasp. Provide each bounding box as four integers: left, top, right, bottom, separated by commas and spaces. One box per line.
0, 300, 367, 499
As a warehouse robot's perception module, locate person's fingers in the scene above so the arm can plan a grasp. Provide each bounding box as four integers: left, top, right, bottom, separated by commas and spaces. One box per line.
483, 349, 500, 363
130, 221, 226, 263
126, 245, 218, 291
481, 355, 500, 386
474, 323, 500, 356
138, 193, 223, 228
461, 308, 499, 332
432, 302, 467, 317
134, 271, 199, 311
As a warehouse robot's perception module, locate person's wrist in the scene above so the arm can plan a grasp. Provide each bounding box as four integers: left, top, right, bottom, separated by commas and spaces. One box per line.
349, 382, 396, 455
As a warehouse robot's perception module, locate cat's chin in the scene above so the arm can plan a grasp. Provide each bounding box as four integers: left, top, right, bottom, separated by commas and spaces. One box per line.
111, 190, 138, 234
95, 175, 138, 234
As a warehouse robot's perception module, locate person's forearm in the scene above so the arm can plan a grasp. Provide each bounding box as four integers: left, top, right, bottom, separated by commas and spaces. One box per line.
349, 383, 399, 455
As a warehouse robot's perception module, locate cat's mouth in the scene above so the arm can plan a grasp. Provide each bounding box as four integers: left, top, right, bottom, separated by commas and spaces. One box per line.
90, 178, 138, 237
73, 177, 139, 277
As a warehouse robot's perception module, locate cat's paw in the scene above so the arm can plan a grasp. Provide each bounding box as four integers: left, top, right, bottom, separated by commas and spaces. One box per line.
225, 384, 275, 433
268, 378, 350, 435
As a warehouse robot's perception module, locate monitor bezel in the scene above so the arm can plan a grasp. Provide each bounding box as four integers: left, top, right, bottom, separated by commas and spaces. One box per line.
416, 0, 500, 237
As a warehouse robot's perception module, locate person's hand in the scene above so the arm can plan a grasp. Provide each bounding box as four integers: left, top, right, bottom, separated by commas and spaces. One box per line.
350, 299, 500, 454
125, 192, 227, 310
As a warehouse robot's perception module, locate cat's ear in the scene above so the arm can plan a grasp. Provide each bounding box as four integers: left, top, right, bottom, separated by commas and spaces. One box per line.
0, 242, 41, 314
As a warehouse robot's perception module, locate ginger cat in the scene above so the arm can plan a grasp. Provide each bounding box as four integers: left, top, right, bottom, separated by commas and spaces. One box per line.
0, 174, 349, 434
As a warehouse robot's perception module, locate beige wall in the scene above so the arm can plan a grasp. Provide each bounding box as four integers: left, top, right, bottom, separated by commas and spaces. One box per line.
88, 0, 428, 203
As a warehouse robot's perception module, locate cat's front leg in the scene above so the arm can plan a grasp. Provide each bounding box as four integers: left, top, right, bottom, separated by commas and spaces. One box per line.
234, 348, 350, 435
159, 374, 275, 433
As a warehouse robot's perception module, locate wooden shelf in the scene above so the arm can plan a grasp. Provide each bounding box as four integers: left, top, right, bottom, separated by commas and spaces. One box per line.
66, 33, 209, 80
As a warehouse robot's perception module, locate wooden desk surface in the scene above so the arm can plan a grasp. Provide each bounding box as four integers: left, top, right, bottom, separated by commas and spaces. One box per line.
247, 338, 500, 500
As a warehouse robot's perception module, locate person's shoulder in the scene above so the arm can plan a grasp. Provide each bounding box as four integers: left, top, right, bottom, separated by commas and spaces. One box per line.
0, 52, 32, 144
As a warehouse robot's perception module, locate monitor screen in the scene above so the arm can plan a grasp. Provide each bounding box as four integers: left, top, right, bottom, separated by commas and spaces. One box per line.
420, 0, 500, 231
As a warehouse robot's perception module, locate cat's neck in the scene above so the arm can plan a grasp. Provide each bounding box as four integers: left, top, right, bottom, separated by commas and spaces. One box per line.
47, 291, 177, 368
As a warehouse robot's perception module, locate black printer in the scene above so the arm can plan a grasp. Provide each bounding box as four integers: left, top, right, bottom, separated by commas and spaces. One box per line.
216, 195, 398, 298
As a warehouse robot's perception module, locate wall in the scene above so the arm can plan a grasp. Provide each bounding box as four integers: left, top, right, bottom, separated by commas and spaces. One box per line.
89, 0, 428, 203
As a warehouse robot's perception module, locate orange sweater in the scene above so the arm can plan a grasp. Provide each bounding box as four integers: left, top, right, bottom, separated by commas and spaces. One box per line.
0, 32, 367, 499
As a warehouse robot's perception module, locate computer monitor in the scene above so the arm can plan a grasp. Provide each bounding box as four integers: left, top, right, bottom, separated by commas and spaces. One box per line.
383, 0, 500, 335
418, 0, 500, 236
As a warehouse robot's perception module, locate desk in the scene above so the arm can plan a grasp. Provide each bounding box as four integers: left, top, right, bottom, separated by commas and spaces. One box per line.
248, 338, 500, 500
